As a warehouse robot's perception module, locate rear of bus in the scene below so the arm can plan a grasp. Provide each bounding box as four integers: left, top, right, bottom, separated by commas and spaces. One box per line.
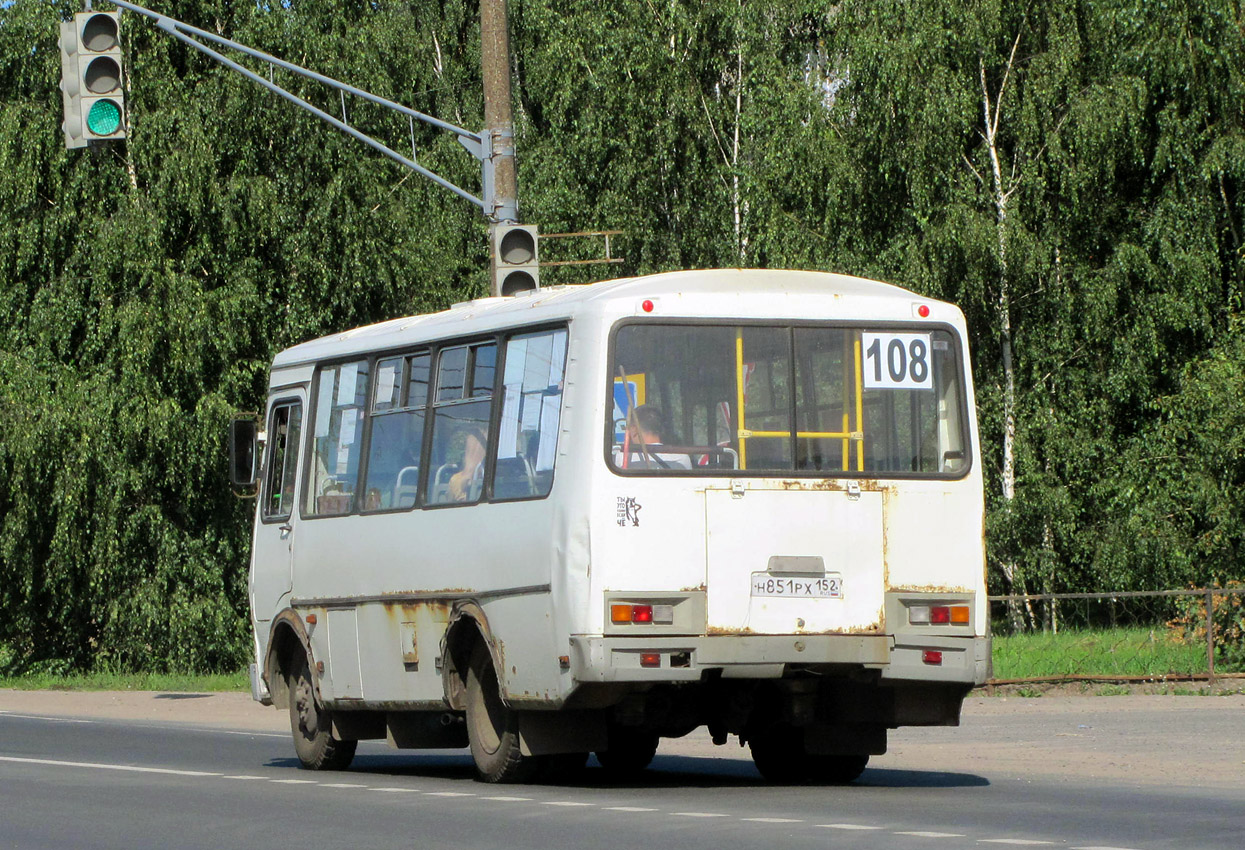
573, 271, 989, 781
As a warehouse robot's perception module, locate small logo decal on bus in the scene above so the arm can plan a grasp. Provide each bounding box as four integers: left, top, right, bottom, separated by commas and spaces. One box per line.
617, 496, 642, 527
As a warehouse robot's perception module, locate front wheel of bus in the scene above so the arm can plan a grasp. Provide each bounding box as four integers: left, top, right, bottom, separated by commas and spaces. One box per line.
464, 644, 540, 783
289, 655, 356, 771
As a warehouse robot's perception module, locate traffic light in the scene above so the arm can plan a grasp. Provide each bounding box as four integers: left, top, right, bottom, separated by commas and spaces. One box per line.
59, 11, 126, 149
490, 223, 540, 296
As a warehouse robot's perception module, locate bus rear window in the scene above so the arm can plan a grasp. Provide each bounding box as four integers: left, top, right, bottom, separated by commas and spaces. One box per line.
609, 323, 969, 477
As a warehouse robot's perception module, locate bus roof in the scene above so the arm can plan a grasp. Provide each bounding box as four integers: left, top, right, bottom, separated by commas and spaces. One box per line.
271, 268, 955, 369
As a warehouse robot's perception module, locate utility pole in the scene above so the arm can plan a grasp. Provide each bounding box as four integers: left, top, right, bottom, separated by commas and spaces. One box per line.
480, 0, 518, 224
480, 0, 539, 295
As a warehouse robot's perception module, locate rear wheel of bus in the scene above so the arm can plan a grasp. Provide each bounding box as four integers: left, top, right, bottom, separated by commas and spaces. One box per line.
748, 723, 868, 784
288, 653, 356, 771
595, 722, 659, 776
464, 643, 543, 783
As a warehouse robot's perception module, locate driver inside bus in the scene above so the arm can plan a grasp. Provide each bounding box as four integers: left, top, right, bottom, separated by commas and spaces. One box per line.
615, 405, 692, 469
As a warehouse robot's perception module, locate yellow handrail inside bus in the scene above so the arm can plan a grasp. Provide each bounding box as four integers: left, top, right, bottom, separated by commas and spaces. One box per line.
735, 330, 747, 469
854, 337, 864, 471
734, 329, 867, 472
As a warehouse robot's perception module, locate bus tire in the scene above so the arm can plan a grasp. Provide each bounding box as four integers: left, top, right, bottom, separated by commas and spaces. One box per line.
749, 724, 869, 784
749, 723, 807, 783
595, 724, 659, 776
288, 654, 356, 771
465, 644, 540, 783
816, 754, 869, 784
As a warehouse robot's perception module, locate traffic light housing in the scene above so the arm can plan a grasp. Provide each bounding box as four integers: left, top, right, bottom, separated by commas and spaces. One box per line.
59, 11, 126, 148
490, 223, 540, 296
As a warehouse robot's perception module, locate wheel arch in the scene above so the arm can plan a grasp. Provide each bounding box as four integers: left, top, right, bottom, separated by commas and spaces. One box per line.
265, 609, 316, 710
441, 600, 502, 712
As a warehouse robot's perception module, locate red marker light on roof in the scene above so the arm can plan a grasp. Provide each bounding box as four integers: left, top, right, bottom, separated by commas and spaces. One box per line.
918, 304, 931, 318
641, 299, 654, 313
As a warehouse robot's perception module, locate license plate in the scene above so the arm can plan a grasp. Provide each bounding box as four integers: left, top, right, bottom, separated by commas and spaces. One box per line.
750, 573, 843, 598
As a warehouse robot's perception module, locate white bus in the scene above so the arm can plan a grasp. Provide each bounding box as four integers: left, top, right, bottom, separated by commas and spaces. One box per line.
231, 268, 990, 784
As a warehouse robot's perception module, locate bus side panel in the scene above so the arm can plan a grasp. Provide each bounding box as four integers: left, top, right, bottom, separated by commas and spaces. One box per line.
292, 500, 565, 705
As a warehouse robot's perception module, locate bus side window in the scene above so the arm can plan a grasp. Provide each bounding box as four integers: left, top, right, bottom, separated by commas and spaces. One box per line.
424, 342, 496, 506
261, 401, 301, 522
493, 328, 568, 500
362, 352, 428, 511
306, 360, 370, 517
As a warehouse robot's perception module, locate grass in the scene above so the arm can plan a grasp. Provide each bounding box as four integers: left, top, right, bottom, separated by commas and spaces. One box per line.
990, 626, 1220, 680
0, 669, 248, 692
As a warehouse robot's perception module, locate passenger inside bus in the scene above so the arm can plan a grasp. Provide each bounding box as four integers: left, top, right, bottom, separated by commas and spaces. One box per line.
616, 405, 692, 469
447, 427, 487, 501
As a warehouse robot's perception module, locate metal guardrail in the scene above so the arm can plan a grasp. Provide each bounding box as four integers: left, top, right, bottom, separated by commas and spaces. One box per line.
985, 587, 1245, 686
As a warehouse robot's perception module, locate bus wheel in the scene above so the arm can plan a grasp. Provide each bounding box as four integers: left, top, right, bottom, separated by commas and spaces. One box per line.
464, 644, 540, 783
595, 724, 659, 776
816, 754, 869, 784
748, 723, 812, 784
288, 654, 356, 771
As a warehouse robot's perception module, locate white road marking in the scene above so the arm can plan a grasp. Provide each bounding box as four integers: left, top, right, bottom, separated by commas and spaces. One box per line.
0, 755, 219, 777
0, 750, 1146, 850
742, 817, 803, 824
0, 713, 93, 724
605, 806, 658, 812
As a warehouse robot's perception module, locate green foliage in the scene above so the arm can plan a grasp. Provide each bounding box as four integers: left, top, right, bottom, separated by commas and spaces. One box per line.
1, 0, 1244, 672
1168, 583, 1245, 669
992, 626, 1217, 680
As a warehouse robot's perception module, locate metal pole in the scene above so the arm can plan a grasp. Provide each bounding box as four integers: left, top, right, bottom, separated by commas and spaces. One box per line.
480, 0, 518, 223
1206, 588, 1216, 683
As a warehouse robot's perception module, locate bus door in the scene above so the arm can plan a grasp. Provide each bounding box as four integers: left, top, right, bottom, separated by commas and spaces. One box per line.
251, 390, 306, 623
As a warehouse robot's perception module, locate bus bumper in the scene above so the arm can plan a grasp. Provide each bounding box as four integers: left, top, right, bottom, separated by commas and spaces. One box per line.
568, 634, 990, 686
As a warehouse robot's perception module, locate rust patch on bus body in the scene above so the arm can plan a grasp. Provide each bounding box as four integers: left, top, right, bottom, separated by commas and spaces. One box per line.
885, 584, 973, 595
705, 625, 757, 636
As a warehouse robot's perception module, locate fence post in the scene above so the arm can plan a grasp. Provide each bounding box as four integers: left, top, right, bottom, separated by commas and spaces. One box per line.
1205, 588, 1216, 684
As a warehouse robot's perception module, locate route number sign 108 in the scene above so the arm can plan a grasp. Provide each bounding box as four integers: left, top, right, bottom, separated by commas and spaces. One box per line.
862, 332, 934, 390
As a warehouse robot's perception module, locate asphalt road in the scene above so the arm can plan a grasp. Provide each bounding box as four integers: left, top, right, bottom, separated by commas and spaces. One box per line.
0, 692, 1241, 850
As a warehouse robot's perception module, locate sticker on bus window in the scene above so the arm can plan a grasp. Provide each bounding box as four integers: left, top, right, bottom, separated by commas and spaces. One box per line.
612, 374, 646, 440
861, 332, 934, 390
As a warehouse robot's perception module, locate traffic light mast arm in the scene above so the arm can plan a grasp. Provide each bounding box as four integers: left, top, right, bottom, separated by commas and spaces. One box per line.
108, 0, 496, 216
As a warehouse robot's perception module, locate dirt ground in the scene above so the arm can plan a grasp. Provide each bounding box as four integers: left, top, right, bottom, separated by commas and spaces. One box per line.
2, 688, 1242, 790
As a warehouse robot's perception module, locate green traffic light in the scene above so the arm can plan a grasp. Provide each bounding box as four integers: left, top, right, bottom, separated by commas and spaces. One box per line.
86, 99, 121, 136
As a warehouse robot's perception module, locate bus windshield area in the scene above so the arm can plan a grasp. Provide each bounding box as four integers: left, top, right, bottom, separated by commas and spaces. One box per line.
609, 322, 969, 477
